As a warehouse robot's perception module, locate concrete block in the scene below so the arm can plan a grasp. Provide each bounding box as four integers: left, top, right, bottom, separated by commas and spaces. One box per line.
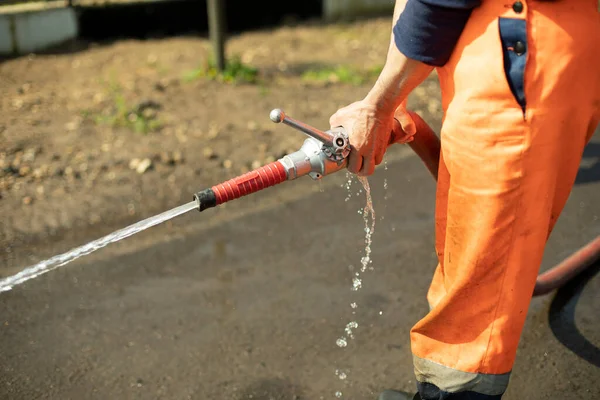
0, 17, 13, 54
0, 5, 78, 55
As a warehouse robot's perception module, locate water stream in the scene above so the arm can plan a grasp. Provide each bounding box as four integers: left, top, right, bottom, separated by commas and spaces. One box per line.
0, 201, 197, 293
334, 173, 377, 398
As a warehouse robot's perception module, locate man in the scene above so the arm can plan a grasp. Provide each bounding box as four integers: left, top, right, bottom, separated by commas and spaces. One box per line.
329, 0, 600, 399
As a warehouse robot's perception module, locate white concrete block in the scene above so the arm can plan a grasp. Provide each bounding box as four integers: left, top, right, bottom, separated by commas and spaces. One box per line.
0, 5, 78, 55
14, 8, 78, 54
0, 17, 13, 54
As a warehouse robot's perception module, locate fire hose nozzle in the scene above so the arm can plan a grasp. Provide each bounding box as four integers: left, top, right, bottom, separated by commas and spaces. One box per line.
194, 109, 352, 212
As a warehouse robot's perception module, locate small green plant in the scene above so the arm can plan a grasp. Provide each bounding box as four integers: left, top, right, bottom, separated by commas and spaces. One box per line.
258, 83, 270, 97
90, 80, 162, 134
183, 55, 259, 84
302, 64, 383, 86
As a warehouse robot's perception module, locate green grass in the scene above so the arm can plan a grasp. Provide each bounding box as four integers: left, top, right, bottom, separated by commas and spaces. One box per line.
301, 64, 383, 85
183, 55, 259, 84
87, 79, 162, 135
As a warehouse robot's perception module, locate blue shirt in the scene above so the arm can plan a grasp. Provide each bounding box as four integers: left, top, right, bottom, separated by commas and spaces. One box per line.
394, 0, 482, 66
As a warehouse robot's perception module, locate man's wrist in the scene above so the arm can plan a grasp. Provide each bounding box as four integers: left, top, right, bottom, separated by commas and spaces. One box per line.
365, 48, 434, 114
363, 60, 413, 114
364, 87, 398, 115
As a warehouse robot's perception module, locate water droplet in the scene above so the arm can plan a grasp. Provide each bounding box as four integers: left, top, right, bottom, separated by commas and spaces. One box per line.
343, 172, 354, 202
379, 311, 383, 315
336, 338, 348, 348
335, 370, 348, 380
345, 321, 358, 338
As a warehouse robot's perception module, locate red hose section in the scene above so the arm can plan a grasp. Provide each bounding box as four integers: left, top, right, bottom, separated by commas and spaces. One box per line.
211, 161, 287, 205
533, 235, 600, 296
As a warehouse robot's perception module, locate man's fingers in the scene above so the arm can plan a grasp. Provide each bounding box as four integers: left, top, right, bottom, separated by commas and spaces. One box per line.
329, 113, 341, 128
395, 112, 416, 136
395, 102, 416, 138
360, 155, 375, 176
329, 107, 352, 128
374, 149, 384, 166
347, 149, 363, 174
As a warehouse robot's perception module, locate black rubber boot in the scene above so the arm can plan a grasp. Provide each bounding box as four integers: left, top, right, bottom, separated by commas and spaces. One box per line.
377, 389, 420, 400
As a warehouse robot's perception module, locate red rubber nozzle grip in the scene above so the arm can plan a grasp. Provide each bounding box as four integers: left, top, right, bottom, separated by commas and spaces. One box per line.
211, 161, 288, 205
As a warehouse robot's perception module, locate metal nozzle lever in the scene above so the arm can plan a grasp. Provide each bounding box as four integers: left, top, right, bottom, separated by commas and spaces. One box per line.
270, 108, 334, 148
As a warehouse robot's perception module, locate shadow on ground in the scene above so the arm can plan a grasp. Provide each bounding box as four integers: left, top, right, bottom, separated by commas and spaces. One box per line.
576, 142, 600, 185
549, 260, 600, 368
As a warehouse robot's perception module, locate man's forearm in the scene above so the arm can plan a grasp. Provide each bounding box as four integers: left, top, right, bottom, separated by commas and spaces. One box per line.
364, 0, 482, 114
364, 0, 433, 114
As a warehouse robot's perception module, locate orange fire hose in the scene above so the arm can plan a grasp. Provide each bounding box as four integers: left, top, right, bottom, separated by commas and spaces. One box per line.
398, 112, 600, 297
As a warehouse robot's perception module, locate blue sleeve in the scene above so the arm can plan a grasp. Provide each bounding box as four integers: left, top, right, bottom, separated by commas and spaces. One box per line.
393, 0, 482, 67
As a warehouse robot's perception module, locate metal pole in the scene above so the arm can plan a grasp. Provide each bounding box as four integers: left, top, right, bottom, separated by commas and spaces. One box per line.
207, 0, 226, 72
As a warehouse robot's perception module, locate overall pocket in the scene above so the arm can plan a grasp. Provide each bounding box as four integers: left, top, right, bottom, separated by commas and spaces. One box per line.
498, 17, 528, 115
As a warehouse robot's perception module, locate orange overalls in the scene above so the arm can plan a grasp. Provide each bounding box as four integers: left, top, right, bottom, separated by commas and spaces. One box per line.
410, 1, 600, 398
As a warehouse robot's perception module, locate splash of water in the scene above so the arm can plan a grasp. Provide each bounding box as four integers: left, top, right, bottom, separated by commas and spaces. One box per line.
357, 176, 376, 273
345, 321, 358, 339
342, 172, 354, 202
383, 158, 389, 191
0, 201, 197, 293
335, 369, 347, 380
333, 175, 377, 398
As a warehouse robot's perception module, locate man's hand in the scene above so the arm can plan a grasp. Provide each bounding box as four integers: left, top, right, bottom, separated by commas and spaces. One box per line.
328, 0, 433, 176
329, 100, 393, 176
329, 99, 416, 176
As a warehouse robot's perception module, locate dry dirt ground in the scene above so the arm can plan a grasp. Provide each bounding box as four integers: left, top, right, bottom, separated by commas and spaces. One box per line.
0, 16, 443, 275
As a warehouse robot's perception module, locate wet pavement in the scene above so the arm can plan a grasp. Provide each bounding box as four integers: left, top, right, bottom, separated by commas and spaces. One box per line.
1, 128, 599, 399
